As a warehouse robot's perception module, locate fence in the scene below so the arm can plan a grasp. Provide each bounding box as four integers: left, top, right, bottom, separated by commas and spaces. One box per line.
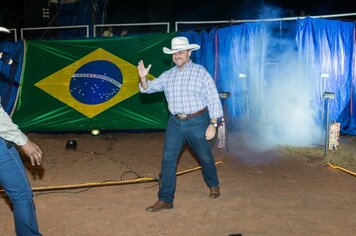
1, 12, 355, 42
93, 22, 170, 37
20, 25, 89, 40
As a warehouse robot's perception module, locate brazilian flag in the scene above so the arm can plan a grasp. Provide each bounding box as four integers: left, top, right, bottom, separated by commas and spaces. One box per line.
12, 33, 176, 131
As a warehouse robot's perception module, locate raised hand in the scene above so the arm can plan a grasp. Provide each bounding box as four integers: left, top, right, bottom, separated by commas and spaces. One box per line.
137, 60, 152, 79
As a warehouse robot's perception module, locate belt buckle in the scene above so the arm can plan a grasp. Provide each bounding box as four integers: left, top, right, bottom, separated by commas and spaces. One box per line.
177, 113, 188, 120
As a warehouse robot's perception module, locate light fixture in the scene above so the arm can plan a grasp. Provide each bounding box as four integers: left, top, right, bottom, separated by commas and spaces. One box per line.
42, 8, 50, 19
320, 72, 329, 78
91, 129, 100, 136
0, 27, 10, 33
239, 73, 246, 78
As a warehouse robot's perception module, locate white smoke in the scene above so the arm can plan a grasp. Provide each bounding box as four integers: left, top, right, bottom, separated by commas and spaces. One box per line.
233, 4, 322, 151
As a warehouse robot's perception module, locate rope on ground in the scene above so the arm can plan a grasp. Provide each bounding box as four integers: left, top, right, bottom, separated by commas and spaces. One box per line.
0, 161, 224, 192
176, 161, 224, 176
327, 163, 356, 177
32, 177, 158, 191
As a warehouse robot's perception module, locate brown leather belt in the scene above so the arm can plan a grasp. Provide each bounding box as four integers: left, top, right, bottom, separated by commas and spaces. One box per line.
175, 107, 207, 120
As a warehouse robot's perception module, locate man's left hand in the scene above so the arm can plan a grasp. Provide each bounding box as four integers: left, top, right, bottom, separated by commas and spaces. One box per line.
205, 125, 216, 140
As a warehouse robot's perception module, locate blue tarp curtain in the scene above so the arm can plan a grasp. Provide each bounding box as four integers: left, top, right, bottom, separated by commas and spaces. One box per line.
0, 41, 24, 115
181, 17, 356, 136
296, 17, 356, 135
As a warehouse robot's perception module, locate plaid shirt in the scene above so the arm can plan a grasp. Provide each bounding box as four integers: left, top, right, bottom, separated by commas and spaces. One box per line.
140, 61, 223, 119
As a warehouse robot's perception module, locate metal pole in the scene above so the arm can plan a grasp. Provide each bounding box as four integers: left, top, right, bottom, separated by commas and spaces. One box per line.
320, 73, 329, 145
324, 98, 330, 155
219, 92, 230, 153
224, 98, 229, 153
323, 91, 335, 156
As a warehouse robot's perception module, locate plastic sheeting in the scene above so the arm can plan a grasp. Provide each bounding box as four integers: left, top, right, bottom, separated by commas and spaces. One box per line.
0, 41, 24, 115
181, 17, 356, 136
297, 17, 356, 135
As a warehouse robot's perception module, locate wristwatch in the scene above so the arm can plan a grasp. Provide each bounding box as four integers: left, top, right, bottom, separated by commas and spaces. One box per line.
210, 121, 218, 128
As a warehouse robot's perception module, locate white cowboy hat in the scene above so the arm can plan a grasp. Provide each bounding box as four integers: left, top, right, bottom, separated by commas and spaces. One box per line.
0, 27, 10, 33
163, 36, 200, 54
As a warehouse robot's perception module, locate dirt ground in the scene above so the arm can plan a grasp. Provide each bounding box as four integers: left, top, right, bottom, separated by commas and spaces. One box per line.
0, 131, 355, 236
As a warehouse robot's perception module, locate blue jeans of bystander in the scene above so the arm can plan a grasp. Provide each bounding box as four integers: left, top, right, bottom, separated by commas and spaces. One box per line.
0, 138, 41, 236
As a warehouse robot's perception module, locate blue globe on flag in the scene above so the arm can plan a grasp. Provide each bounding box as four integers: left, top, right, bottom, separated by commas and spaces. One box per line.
70, 60, 122, 105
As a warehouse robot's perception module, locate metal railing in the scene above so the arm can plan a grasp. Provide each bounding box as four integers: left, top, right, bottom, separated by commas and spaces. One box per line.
93, 22, 170, 37
20, 25, 89, 40
10, 28, 18, 42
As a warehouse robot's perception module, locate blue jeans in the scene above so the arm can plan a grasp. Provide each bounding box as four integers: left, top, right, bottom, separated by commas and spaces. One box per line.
158, 111, 219, 203
0, 138, 41, 236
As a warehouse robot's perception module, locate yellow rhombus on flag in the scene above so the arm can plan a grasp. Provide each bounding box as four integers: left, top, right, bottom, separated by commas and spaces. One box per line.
35, 48, 153, 118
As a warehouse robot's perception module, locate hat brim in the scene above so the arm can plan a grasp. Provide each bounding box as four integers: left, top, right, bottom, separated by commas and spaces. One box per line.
0, 27, 10, 34
163, 44, 200, 54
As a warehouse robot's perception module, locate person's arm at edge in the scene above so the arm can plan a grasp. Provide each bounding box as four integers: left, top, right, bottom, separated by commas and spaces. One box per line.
0, 106, 43, 165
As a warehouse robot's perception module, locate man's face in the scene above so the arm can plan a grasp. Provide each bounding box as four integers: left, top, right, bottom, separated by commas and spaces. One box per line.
172, 50, 191, 68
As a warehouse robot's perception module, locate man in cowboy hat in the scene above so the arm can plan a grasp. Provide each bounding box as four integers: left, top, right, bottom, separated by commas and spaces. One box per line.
137, 36, 223, 212
0, 26, 43, 235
